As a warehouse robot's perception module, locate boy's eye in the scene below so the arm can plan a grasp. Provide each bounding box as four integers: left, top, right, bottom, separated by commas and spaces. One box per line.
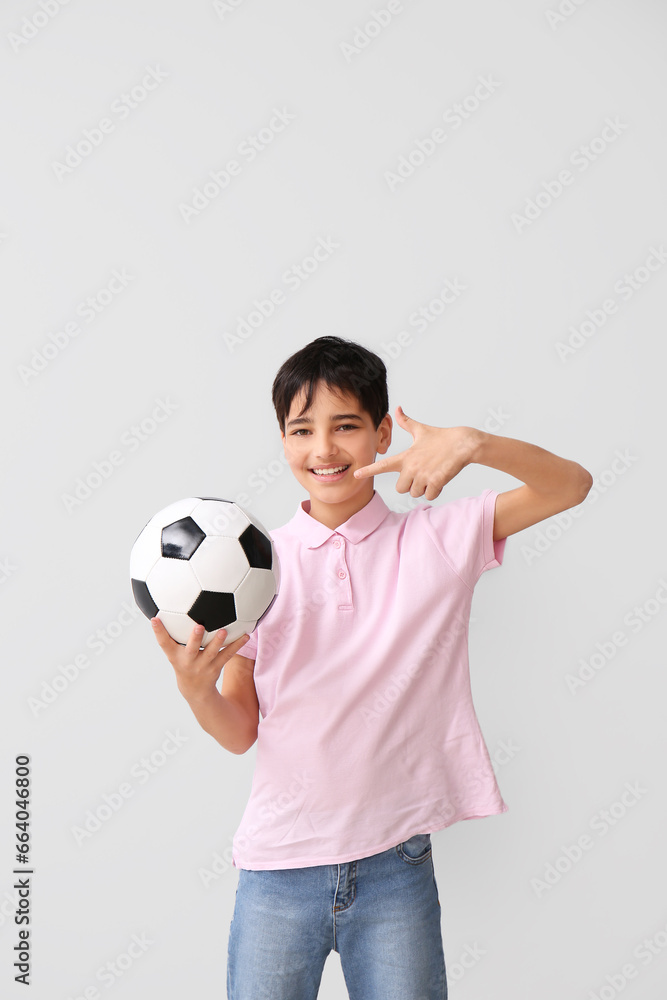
291, 424, 359, 436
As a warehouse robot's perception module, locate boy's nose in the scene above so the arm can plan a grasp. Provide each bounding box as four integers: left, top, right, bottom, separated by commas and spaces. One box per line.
312, 436, 338, 458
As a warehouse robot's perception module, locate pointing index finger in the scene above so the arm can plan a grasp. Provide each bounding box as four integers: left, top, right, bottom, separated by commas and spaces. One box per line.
354, 453, 401, 478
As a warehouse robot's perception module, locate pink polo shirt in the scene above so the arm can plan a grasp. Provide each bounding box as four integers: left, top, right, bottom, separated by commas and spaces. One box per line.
231, 487, 508, 871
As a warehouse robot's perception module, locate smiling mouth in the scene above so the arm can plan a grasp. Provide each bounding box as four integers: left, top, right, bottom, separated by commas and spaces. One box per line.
309, 465, 351, 477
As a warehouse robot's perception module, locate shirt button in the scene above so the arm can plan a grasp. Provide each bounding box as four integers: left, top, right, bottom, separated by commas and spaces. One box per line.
338, 570, 346, 579
333, 539, 341, 548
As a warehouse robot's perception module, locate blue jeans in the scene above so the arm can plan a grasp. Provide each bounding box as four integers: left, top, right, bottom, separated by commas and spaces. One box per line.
227, 833, 447, 999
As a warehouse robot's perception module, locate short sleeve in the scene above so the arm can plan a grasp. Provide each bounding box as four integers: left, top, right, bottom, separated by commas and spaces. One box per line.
420, 488, 506, 590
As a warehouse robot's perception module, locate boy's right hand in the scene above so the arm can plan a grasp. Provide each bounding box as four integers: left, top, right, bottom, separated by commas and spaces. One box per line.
150, 618, 251, 703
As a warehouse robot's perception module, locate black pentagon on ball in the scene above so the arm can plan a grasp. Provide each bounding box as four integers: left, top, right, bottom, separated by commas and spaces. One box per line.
189, 591, 237, 631
196, 496, 232, 502
239, 524, 272, 569
161, 517, 206, 559
131, 579, 158, 620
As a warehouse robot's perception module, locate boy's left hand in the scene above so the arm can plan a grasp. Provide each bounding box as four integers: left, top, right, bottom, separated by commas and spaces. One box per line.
353, 406, 481, 501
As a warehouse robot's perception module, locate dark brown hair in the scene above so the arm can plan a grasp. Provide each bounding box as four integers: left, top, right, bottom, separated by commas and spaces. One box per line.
272, 336, 389, 434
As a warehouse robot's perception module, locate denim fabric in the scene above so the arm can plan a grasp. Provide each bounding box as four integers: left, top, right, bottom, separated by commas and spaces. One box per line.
227, 833, 447, 999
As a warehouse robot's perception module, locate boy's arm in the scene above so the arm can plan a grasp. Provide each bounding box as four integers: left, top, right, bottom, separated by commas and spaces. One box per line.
184, 682, 258, 755
219, 651, 260, 751
468, 430, 593, 540
151, 620, 258, 755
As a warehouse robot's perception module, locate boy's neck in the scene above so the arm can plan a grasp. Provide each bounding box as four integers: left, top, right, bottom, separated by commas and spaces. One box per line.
304, 484, 375, 530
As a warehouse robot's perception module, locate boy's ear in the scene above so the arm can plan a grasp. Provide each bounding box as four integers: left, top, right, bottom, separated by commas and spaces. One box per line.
377, 412, 392, 454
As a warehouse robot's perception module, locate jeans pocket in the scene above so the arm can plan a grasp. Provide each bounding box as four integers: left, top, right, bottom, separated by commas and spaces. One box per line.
396, 832, 432, 864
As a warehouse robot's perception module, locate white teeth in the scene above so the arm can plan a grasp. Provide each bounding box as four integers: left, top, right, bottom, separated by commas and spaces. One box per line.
311, 465, 349, 476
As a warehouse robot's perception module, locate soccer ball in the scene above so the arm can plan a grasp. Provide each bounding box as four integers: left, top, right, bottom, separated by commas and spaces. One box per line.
130, 497, 279, 647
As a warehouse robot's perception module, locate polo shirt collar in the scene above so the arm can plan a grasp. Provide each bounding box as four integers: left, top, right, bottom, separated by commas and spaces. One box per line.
292, 489, 390, 548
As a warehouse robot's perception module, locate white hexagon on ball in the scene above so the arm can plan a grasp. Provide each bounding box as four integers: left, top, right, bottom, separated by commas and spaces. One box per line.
156, 610, 202, 646
129, 517, 163, 581
156, 611, 258, 648
145, 559, 201, 613
235, 567, 277, 622
221, 618, 258, 645
190, 499, 250, 539
188, 535, 249, 592
153, 497, 200, 528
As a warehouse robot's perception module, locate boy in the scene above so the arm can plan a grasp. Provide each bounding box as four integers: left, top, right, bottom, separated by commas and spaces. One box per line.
151, 336, 593, 1000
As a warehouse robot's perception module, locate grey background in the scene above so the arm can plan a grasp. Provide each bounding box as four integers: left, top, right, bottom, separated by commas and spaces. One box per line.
2, 1, 666, 997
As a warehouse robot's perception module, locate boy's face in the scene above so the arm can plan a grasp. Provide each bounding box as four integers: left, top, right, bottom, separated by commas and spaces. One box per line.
280, 380, 392, 516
